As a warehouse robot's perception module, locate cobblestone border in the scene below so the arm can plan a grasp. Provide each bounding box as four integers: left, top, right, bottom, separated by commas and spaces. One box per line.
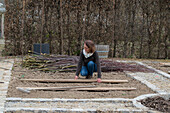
5, 108, 148, 113
0, 59, 14, 113
6, 97, 133, 102
135, 61, 170, 79
5, 97, 160, 113
116, 60, 170, 79
133, 93, 170, 113
125, 73, 167, 94
5, 98, 136, 112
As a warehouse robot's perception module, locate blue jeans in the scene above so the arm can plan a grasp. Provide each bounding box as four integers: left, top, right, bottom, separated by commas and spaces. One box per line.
80, 61, 97, 77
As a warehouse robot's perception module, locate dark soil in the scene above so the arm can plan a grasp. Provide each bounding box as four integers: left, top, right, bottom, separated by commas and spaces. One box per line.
140, 96, 170, 112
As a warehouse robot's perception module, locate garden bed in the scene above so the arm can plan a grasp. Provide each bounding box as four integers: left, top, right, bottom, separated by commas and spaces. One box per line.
140, 96, 170, 112
7, 59, 155, 99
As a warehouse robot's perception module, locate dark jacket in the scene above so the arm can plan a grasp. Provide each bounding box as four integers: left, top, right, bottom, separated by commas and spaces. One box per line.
76, 51, 101, 78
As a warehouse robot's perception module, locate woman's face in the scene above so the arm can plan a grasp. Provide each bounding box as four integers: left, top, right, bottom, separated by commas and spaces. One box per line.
84, 44, 90, 53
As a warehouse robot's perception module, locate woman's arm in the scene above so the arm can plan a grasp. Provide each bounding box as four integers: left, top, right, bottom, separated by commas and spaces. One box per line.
75, 51, 83, 76
95, 52, 102, 78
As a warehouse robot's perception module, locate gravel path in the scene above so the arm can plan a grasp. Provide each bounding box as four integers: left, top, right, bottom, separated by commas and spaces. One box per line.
5, 98, 135, 112
5, 98, 152, 112
126, 72, 170, 94
0, 59, 14, 113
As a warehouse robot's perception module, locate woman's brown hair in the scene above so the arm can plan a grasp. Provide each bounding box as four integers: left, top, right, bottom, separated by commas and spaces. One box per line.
84, 40, 96, 53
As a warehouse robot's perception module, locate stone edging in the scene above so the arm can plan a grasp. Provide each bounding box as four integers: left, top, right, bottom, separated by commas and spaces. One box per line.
135, 61, 170, 79
0, 59, 14, 113
133, 93, 170, 113
6, 95, 165, 113
5, 108, 147, 112
4, 97, 145, 112
125, 73, 167, 94
6, 97, 133, 102
116, 60, 170, 79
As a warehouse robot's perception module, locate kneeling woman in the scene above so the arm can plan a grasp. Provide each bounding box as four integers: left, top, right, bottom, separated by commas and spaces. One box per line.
75, 40, 102, 83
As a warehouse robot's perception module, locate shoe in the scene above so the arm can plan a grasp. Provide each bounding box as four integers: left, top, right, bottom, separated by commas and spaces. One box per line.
86, 75, 89, 79
86, 75, 92, 79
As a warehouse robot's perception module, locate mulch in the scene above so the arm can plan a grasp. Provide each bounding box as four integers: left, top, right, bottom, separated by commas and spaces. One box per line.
140, 96, 170, 112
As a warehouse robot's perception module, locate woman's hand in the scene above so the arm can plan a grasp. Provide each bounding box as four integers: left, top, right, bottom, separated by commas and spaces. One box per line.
75, 76, 78, 80
97, 78, 101, 83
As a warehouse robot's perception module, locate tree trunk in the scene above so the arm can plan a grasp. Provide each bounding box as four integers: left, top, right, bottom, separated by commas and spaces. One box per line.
30, 6, 35, 52
113, 0, 117, 57
77, 10, 81, 56
164, 30, 168, 59
40, 0, 45, 54
157, 0, 162, 59
21, 0, 25, 61
139, 12, 145, 59
146, 14, 151, 58
98, 6, 101, 44
113, 0, 117, 58
49, 9, 53, 54
60, 0, 64, 55
130, 0, 136, 57
123, 2, 129, 58
81, 0, 87, 49
67, 2, 71, 56
57, 1, 60, 54
86, 1, 90, 39
123, 37, 128, 58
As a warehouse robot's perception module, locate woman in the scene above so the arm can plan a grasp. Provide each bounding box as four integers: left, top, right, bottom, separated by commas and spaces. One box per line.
75, 40, 102, 83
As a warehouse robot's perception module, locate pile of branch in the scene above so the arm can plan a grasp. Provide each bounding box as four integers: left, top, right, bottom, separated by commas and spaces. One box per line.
22, 54, 155, 73
22, 54, 79, 72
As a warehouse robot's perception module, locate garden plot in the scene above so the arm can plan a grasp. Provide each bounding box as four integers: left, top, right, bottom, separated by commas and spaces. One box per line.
7, 57, 155, 99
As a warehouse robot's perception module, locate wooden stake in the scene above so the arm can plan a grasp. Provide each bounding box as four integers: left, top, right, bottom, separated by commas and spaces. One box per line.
168, 71, 170, 74
160, 63, 170, 67
16, 86, 136, 92
74, 87, 136, 91
16, 86, 97, 91
20, 79, 128, 83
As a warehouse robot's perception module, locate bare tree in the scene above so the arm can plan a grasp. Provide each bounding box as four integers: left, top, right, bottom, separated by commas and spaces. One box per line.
60, 0, 64, 54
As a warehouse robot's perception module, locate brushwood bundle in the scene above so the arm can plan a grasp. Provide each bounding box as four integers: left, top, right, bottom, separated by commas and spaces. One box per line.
22, 54, 155, 73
